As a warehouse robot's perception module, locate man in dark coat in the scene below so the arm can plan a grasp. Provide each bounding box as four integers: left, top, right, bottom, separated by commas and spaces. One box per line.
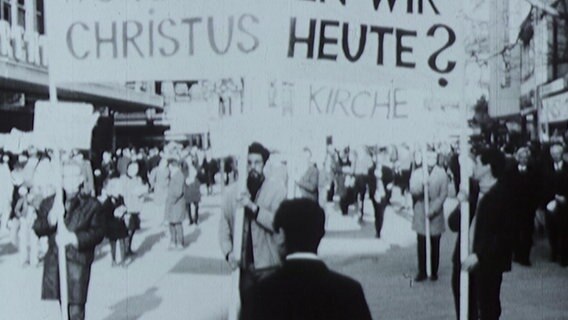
368, 149, 394, 238
541, 143, 568, 266
462, 148, 515, 320
241, 199, 372, 320
507, 147, 541, 266
33, 162, 105, 320
116, 148, 131, 177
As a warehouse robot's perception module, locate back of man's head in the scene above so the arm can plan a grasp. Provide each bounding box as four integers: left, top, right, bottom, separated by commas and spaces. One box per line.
273, 199, 325, 254
479, 148, 506, 179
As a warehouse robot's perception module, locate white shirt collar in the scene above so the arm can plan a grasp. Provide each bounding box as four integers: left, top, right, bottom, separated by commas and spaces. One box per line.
286, 252, 320, 261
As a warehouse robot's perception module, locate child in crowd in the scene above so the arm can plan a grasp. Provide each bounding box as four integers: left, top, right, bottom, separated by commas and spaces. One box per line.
100, 179, 129, 267
14, 186, 40, 267
184, 164, 201, 226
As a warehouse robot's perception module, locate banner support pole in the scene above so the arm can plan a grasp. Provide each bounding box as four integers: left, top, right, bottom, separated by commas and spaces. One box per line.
228, 146, 248, 320
422, 145, 432, 277
458, 0, 470, 318
45, 2, 68, 320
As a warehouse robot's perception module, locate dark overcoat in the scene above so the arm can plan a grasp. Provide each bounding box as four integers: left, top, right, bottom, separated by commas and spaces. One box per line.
33, 194, 105, 304
101, 196, 128, 241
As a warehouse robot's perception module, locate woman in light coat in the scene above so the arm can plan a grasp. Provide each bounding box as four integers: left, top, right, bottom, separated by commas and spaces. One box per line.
409, 150, 448, 282
118, 162, 148, 256
165, 159, 187, 249
149, 158, 170, 204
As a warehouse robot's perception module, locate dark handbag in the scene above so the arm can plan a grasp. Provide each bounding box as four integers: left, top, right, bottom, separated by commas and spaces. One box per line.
127, 213, 141, 231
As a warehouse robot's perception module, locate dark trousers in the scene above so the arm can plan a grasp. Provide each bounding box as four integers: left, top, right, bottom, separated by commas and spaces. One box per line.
187, 202, 199, 224
59, 302, 85, 320
354, 174, 368, 214
372, 199, 387, 237
452, 264, 478, 320
109, 238, 126, 263
475, 267, 503, 320
417, 234, 441, 276
169, 223, 184, 246
69, 304, 85, 320
327, 180, 335, 202
125, 231, 136, 254
545, 210, 568, 264
514, 210, 535, 263
339, 187, 356, 215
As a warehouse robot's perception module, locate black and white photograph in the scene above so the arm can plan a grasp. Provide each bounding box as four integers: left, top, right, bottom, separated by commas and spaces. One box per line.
0, 0, 567, 319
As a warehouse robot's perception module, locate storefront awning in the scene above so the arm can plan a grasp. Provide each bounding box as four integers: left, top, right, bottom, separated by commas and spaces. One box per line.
0, 59, 163, 112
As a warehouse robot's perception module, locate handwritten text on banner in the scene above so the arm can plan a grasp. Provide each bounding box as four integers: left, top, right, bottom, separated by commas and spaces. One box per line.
47, 0, 462, 90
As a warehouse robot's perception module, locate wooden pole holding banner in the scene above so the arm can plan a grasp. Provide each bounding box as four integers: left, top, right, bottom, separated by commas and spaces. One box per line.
421, 145, 432, 277
45, 2, 68, 319
228, 149, 248, 320
458, 111, 471, 320
53, 152, 69, 320
459, 0, 470, 317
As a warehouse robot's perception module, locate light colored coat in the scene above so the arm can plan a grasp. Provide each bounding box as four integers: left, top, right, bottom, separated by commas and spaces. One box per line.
0, 163, 13, 210
297, 165, 319, 202
149, 165, 170, 203
219, 177, 287, 270
410, 166, 448, 236
165, 170, 187, 224
118, 175, 147, 213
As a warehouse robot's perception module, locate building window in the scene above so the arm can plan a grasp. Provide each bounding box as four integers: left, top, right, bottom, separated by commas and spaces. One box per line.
16, 0, 24, 27
0, 0, 11, 24
35, 0, 44, 34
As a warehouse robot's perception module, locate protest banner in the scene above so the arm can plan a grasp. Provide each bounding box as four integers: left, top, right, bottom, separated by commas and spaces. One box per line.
47, 0, 462, 91
42, 1, 468, 318
0, 129, 35, 153
33, 101, 99, 320
167, 100, 215, 134
33, 101, 99, 150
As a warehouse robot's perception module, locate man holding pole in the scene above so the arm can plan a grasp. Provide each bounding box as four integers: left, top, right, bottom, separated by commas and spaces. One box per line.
462, 148, 514, 320
33, 161, 105, 320
219, 142, 287, 306
409, 149, 448, 282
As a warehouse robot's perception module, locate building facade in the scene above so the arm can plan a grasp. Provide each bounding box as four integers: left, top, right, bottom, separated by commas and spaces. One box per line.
519, 1, 568, 142
0, 0, 166, 155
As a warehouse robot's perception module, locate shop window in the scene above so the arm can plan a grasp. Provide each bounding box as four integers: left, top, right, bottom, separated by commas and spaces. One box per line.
35, 0, 44, 34
0, 0, 11, 24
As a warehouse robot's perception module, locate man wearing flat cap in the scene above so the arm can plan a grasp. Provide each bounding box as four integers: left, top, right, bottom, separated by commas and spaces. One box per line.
219, 142, 287, 299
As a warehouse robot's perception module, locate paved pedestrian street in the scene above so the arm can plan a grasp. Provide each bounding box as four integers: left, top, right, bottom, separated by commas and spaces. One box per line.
1, 195, 566, 319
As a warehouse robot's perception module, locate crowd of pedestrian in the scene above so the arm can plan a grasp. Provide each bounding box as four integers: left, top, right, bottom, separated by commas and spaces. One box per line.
0, 143, 234, 268
1, 135, 567, 320
218, 138, 568, 320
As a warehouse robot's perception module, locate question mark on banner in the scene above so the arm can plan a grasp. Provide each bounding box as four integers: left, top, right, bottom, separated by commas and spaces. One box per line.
426, 24, 457, 88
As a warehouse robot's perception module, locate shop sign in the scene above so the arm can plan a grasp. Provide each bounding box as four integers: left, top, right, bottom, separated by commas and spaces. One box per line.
541, 91, 568, 124
0, 20, 48, 68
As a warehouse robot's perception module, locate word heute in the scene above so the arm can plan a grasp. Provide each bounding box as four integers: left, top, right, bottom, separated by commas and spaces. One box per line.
288, 18, 456, 87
